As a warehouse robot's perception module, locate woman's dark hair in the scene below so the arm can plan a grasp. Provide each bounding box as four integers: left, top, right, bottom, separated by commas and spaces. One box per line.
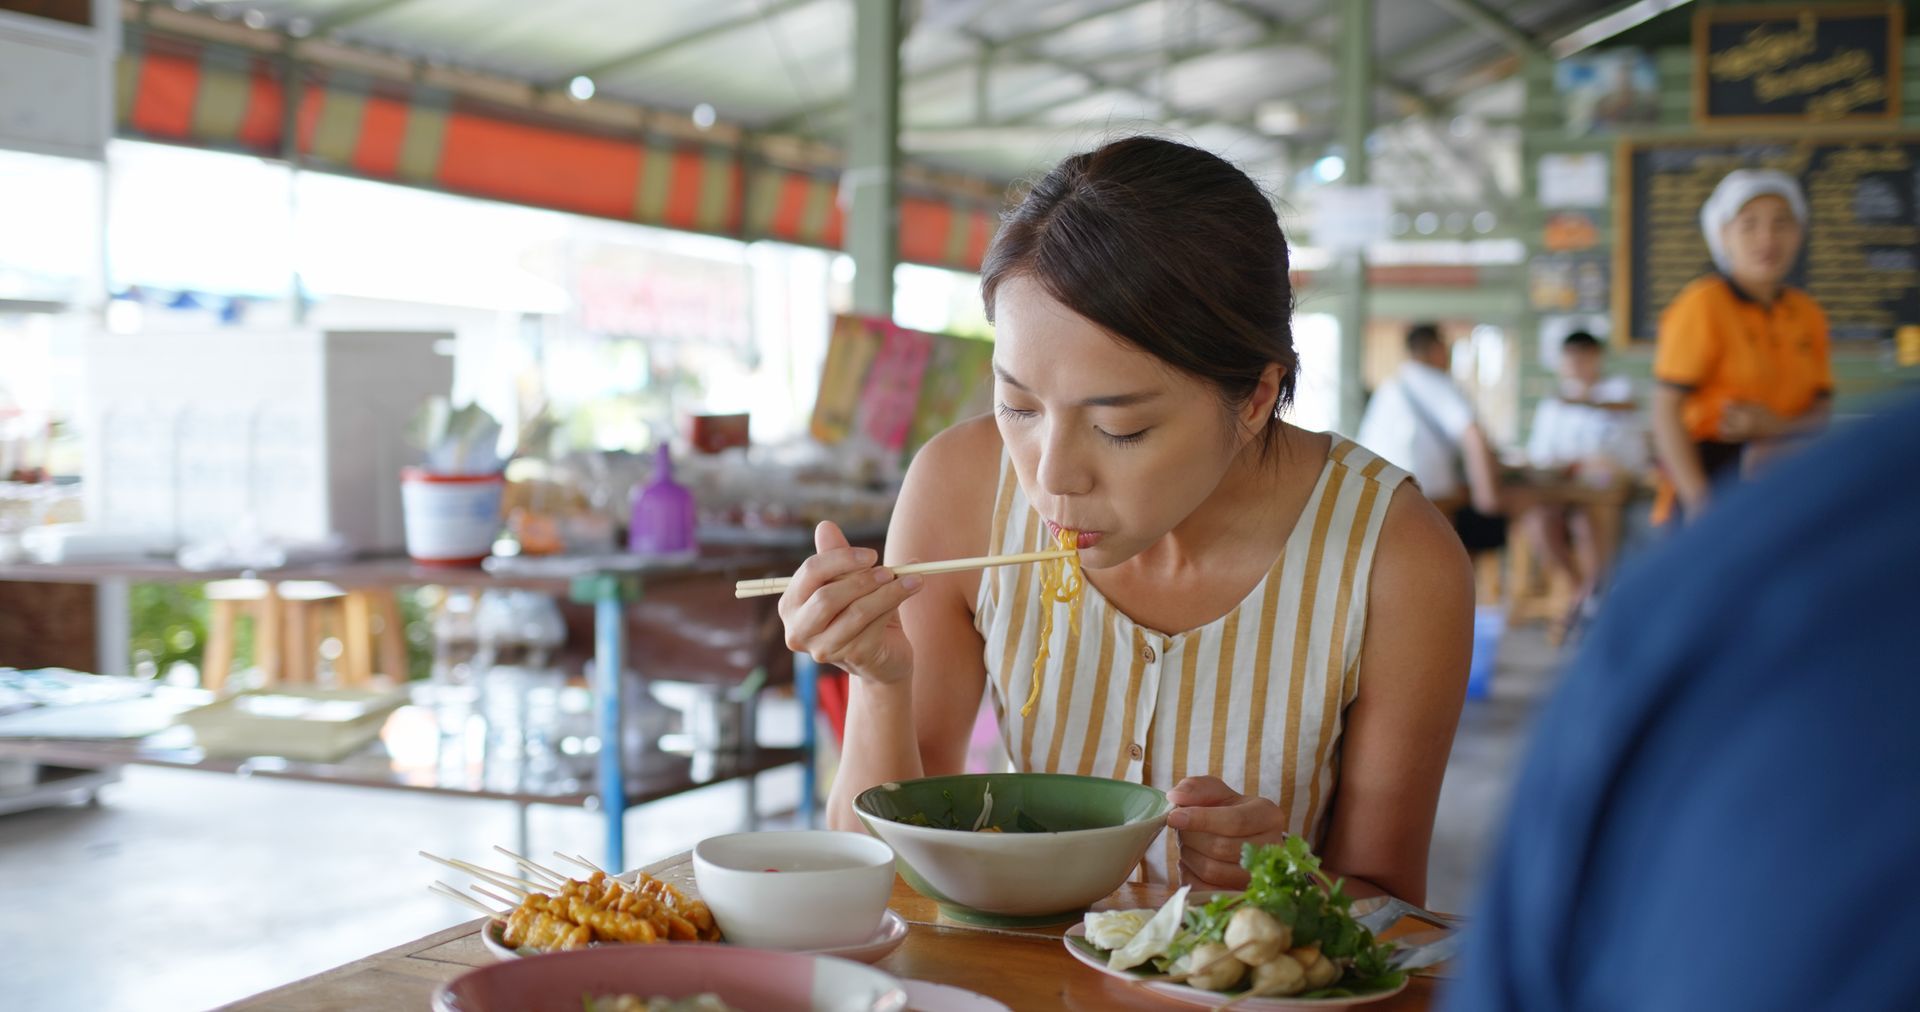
980, 136, 1297, 447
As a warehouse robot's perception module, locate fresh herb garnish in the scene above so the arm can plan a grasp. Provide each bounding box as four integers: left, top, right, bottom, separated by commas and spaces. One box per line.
1091, 837, 1406, 994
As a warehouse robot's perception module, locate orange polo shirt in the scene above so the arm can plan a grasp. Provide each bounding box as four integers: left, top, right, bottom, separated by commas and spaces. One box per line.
1652, 275, 1833, 521
1655, 275, 1833, 439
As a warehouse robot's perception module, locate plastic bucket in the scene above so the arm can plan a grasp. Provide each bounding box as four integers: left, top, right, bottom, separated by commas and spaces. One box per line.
1467, 605, 1505, 699
400, 468, 503, 565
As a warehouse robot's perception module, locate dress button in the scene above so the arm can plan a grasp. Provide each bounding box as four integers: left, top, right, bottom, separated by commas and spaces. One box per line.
1143, 645, 1157, 662
1127, 743, 1144, 760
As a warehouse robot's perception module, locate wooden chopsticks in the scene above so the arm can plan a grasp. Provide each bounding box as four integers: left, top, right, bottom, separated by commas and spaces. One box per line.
734, 548, 1075, 599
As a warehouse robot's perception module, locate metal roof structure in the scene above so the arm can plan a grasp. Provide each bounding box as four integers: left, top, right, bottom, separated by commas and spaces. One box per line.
175, 0, 1651, 194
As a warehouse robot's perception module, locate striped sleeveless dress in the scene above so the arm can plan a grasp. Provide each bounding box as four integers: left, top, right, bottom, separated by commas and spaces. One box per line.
974, 436, 1409, 883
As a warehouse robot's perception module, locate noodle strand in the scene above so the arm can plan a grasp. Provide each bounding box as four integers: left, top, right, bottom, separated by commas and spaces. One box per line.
1021, 527, 1083, 718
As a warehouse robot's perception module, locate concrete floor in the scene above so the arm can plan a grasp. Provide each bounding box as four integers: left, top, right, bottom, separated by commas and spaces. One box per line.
0, 626, 1563, 1011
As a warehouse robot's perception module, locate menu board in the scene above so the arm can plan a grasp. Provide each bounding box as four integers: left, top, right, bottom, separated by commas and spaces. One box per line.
1618, 136, 1920, 343
1695, 5, 1902, 123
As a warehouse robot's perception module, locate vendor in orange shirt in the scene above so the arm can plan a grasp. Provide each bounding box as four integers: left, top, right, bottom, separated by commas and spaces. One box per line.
1650, 169, 1832, 524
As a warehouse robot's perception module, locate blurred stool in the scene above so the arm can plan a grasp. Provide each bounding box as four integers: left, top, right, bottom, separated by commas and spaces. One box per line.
202, 579, 281, 692
203, 581, 408, 690
1506, 532, 1577, 645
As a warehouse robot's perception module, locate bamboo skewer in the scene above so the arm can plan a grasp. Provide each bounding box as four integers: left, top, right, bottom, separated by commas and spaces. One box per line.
493, 845, 569, 886
556, 851, 610, 876
734, 548, 1075, 599
418, 851, 538, 895
471, 884, 521, 910
430, 881, 505, 919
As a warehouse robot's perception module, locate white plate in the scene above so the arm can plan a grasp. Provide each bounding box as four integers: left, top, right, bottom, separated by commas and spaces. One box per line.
482, 909, 910, 966
1062, 924, 1411, 1010
903, 980, 1012, 1012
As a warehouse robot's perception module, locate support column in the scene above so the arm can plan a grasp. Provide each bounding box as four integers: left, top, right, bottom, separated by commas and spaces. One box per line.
1334, 0, 1373, 435
848, 0, 901, 317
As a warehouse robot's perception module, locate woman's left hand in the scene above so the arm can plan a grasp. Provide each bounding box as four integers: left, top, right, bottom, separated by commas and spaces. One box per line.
1165, 776, 1289, 889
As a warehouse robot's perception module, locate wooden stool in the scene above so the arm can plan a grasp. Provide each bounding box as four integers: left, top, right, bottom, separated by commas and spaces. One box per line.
203, 579, 281, 693
276, 582, 352, 685
202, 582, 408, 690
1506, 532, 1578, 643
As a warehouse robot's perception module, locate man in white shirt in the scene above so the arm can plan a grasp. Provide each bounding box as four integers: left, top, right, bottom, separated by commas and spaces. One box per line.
1357, 323, 1506, 550
1518, 331, 1644, 624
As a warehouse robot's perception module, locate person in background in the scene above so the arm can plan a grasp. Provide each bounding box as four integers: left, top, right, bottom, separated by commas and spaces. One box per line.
1650, 169, 1831, 525
1444, 393, 1920, 1012
1517, 331, 1644, 621
1357, 323, 1506, 552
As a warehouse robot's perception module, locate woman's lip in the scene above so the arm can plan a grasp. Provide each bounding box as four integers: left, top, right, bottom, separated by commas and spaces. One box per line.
1044, 520, 1103, 549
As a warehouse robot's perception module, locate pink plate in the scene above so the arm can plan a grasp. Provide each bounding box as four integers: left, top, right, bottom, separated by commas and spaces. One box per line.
433, 943, 907, 1012
902, 980, 1013, 1012
481, 910, 909, 966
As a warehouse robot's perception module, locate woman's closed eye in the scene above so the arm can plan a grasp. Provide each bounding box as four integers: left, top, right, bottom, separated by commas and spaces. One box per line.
997, 402, 1148, 446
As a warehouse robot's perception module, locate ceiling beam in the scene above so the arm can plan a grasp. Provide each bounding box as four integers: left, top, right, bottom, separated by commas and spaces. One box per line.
953, 26, 1283, 149
553, 0, 821, 86
1549, 0, 1695, 58
764, 0, 1165, 132
311, 0, 424, 36
1425, 0, 1543, 59
985, 12, 1334, 130
1289, 18, 1482, 108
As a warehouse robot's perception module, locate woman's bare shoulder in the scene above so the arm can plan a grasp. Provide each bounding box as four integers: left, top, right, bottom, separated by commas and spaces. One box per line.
891, 414, 1004, 563
1369, 484, 1472, 625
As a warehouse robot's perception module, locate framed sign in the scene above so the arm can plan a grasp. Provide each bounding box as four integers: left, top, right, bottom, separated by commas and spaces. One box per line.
1694, 4, 1902, 124
1615, 135, 1920, 345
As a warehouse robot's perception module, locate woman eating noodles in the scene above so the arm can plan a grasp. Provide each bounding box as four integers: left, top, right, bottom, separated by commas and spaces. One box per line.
1651, 169, 1832, 524
780, 137, 1471, 904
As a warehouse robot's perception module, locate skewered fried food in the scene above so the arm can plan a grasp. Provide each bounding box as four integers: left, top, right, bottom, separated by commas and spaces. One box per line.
496, 869, 722, 951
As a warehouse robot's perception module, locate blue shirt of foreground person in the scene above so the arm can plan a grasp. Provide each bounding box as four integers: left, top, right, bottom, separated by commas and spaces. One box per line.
1446, 393, 1920, 1012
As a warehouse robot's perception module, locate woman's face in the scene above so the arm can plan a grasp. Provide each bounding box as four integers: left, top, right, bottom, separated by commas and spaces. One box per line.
990, 275, 1266, 569
1721, 194, 1803, 286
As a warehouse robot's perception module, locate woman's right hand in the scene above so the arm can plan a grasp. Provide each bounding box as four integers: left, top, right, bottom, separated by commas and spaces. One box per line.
778, 521, 923, 686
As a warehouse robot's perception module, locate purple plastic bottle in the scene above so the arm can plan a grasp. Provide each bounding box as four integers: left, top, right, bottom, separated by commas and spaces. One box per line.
628, 443, 697, 559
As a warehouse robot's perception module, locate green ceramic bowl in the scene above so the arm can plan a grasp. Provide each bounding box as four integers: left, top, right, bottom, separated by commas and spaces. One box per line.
853, 772, 1171, 927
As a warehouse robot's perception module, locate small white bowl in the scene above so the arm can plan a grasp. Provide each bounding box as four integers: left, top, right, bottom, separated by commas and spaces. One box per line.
692, 830, 896, 950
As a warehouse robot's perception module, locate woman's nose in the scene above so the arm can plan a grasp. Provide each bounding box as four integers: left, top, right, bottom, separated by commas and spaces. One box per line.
1036, 427, 1093, 497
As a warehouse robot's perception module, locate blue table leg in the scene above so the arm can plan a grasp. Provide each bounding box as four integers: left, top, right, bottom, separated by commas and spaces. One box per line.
576, 573, 641, 872
595, 591, 625, 870
794, 651, 818, 829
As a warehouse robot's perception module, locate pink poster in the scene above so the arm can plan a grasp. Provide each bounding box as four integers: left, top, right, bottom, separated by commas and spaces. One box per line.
857, 323, 935, 451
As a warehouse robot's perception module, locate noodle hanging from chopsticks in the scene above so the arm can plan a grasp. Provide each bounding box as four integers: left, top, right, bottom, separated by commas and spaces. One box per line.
1021, 527, 1083, 718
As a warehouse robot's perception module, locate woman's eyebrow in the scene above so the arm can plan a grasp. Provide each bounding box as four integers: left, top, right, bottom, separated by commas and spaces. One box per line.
993, 362, 1161, 407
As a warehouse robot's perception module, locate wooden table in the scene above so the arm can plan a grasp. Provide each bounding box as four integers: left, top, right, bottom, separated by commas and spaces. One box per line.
225, 853, 1441, 1011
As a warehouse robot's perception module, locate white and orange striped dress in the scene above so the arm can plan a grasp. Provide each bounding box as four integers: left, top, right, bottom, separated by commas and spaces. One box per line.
974, 436, 1409, 883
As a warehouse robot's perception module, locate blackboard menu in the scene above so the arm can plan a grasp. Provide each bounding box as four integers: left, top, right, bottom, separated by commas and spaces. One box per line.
1695, 5, 1902, 122
1618, 137, 1920, 343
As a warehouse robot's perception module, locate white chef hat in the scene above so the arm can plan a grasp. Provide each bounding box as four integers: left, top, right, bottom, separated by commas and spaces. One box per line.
1699, 169, 1808, 273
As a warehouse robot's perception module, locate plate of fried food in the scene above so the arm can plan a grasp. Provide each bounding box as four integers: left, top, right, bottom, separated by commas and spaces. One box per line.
423, 840, 908, 967
424, 846, 722, 960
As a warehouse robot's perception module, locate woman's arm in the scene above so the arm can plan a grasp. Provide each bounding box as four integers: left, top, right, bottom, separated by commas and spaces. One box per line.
823, 418, 999, 831
1316, 484, 1473, 906
1651, 384, 1711, 515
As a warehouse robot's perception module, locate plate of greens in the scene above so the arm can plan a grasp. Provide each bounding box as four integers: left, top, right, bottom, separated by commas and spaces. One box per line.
1063, 838, 1413, 1009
